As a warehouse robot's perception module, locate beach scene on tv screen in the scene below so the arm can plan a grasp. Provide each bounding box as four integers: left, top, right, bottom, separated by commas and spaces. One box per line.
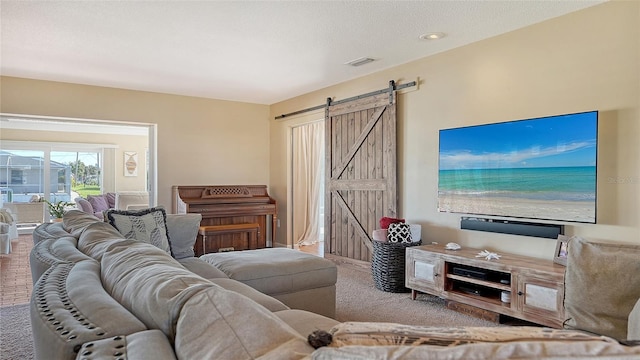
438, 112, 597, 223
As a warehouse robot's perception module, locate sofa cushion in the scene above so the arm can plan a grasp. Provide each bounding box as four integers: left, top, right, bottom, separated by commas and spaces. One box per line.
174, 284, 314, 360
177, 257, 229, 279
32, 221, 71, 244
76, 330, 176, 360
166, 213, 201, 259
275, 309, 340, 337
100, 240, 216, 340
30, 260, 146, 360
105, 207, 171, 254
564, 237, 640, 340
78, 221, 133, 262
63, 210, 107, 238
210, 278, 289, 312
30, 236, 92, 282
30, 238, 59, 282
200, 248, 337, 295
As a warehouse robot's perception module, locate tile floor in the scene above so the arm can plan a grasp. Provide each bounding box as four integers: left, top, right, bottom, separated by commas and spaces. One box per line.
296, 240, 324, 257
0, 235, 323, 307
0, 234, 33, 306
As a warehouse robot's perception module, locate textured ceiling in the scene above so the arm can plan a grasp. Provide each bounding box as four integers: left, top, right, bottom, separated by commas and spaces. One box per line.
1, 1, 605, 105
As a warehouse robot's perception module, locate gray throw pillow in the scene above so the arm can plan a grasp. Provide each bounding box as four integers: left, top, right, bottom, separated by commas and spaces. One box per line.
105, 207, 171, 255
166, 213, 201, 259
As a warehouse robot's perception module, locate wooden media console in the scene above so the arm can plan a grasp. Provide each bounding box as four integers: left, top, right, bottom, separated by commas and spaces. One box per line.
406, 244, 565, 328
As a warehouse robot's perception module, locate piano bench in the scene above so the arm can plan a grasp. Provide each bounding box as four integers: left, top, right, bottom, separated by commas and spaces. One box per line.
198, 223, 260, 254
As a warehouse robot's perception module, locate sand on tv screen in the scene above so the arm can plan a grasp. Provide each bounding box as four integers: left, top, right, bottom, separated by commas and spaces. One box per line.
438, 111, 598, 224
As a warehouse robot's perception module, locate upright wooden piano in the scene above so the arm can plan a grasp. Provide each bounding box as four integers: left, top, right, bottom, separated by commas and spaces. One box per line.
172, 185, 277, 255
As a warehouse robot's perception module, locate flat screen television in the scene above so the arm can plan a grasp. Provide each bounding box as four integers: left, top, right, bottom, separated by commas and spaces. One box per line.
438, 111, 598, 224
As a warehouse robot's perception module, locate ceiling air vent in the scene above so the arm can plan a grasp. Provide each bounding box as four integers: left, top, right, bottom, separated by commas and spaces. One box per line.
344, 57, 375, 67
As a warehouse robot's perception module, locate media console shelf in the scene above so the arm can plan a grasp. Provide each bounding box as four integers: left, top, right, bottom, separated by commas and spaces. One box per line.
406, 244, 565, 328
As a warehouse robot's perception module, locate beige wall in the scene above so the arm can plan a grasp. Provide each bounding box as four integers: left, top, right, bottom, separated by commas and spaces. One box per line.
270, 1, 640, 257
1, 128, 148, 192
0, 77, 271, 208
1, 2, 638, 256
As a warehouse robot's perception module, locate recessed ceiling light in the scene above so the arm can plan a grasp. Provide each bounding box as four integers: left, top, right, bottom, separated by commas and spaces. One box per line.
419, 32, 446, 40
344, 57, 375, 67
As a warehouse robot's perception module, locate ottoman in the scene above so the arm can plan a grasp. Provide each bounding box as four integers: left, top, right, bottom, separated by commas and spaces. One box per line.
200, 248, 337, 318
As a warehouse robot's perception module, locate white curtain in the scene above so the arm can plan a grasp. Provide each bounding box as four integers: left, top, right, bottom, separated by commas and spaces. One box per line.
292, 121, 324, 246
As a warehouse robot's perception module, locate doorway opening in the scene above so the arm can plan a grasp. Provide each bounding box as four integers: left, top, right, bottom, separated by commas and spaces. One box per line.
291, 120, 325, 257
0, 113, 157, 227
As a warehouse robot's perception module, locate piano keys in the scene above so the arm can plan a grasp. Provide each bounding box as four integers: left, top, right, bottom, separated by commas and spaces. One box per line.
172, 185, 277, 255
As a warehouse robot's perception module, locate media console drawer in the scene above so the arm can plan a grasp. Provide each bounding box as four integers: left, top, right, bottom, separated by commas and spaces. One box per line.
406, 244, 565, 328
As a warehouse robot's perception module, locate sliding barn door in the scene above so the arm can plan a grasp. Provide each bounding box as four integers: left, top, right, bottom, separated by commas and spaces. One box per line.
325, 92, 397, 261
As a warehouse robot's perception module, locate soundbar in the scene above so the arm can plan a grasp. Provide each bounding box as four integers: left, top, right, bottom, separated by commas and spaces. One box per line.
460, 217, 563, 239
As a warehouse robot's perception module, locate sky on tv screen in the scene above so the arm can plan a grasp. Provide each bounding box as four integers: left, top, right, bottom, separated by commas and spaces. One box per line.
439, 111, 597, 171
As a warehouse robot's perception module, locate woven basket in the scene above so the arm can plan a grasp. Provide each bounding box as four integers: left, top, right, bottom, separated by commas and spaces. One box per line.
371, 240, 422, 293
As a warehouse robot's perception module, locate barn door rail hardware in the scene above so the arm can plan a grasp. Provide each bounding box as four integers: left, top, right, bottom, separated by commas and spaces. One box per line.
274, 80, 416, 120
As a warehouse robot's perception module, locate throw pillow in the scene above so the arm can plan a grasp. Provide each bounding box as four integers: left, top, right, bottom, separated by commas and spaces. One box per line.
74, 198, 93, 214
175, 284, 313, 359
318, 322, 610, 348
564, 237, 640, 340
371, 229, 388, 242
105, 207, 172, 255
379, 217, 405, 230
105, 192, 117, 209
166, 213, 201, 259
387, 222, 412, 243
87, 194, 110, 213
0, 209, 13, 223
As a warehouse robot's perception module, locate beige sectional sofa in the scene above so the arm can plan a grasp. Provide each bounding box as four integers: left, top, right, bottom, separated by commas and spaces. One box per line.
30, 210, 339, 359
29, 210, 640, 359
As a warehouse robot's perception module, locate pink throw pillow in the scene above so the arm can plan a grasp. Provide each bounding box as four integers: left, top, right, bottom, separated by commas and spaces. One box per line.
372, 229, 388, 242
87, 195, 110, 212
106, 192, 117, 209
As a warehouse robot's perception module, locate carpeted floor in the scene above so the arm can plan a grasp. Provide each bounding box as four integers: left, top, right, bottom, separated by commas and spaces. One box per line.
331, 254, 501, 327
0, 303, 33, 360
0, 252, 500, 359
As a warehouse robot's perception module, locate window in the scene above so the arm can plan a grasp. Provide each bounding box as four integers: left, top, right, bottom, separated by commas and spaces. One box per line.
10, 169, 24, 185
